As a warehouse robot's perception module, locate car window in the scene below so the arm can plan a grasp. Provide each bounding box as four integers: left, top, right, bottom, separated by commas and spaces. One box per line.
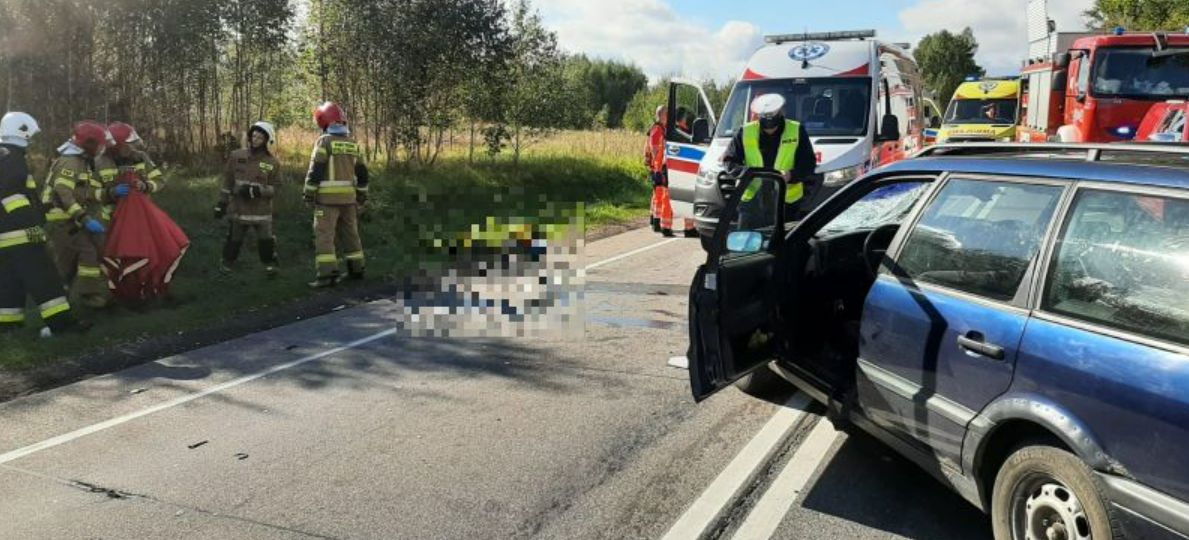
1043, 189, 1189, 346
723, 176, 784, 255
895, 178, 1064, 301
817, 182, 930, 236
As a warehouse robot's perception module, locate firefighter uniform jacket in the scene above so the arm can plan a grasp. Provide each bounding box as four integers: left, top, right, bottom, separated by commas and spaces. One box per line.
93, 154, 119, 223
42, 154, 101, 226
115, 150, 166, 194
221, 148, 281, 223
303, 134, 369, 206
0, 144, 42, 233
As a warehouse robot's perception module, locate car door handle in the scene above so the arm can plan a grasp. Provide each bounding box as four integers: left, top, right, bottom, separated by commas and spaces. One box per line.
957, 333, 1005, 361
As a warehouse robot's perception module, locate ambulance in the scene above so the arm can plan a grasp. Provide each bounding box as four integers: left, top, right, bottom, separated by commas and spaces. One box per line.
663, 30, 928, 242
935, 79, 1021, 143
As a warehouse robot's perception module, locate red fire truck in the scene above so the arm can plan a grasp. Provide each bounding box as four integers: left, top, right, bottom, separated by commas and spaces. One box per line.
1017, 29, 1189, 143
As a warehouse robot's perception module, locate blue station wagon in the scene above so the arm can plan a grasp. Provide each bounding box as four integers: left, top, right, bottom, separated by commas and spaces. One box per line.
688, 144, 1189, 540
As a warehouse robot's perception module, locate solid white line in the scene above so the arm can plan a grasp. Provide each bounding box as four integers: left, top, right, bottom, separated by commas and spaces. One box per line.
661, 393, 813, 540
584, 237, 681, 271
730, 418, 841, 540
0, 329, 397, 466
0, 230, 684, 465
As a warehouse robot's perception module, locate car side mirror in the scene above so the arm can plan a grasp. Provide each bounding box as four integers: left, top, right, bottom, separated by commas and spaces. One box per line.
727, 231, 764, 253
1076, 92, 1087, 104
878, 114, 901, 142
1052, 71, 1068, 92
1055, 52, 1071, 69
692, 118, 711, 144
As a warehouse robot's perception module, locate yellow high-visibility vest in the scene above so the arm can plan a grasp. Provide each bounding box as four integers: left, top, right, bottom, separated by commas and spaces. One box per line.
740, 120, 803, 204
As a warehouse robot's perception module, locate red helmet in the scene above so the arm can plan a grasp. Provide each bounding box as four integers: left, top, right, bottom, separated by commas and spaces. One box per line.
71, 121, 109, 156
107, 121, 141, 149
314, 102, 346, 131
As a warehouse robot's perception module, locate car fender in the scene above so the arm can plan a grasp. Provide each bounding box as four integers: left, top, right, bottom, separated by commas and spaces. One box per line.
963, 393, 1129, 481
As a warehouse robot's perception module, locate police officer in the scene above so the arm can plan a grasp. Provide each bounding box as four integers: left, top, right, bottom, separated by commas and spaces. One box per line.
108, 122, 166, 195
215, 121, 282, 277
42, 121, 112, 309
303, 102, 369, 289
721, 94, 817, 225
0, 112, 85, 335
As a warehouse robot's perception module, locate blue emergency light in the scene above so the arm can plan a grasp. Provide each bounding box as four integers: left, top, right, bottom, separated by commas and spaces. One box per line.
1114, 26, 1126, 36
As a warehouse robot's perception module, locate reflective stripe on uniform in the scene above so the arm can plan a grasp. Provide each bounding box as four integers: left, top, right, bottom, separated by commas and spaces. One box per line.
234, 214, 273, 222
39, 297, 70, 319
318, 180, 357, 195
25, 175, 35, 190
66, 203, 84, 217
77, 265, 103, 279
147, 169, 163, 179
344, 251, 365, 261
0, 229, 32, 249
740, 120, 803, 204
303, 183, 319, 193
45, 209, 71, 222
330, 141, 360, 155
315, 254, 338, 264
54, 178, 77, 189
0, 307, 23, 324
2, 194, 30, 213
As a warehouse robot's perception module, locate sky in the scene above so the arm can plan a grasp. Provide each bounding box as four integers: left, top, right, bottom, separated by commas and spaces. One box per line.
537, 0, 1095, 82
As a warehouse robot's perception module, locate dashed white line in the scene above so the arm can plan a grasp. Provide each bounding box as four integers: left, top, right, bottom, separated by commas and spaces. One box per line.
661, 393, 813, 540
730, 418, 842, 540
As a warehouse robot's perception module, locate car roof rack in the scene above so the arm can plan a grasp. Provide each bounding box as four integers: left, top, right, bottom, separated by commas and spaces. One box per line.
915, 142, 1189, 164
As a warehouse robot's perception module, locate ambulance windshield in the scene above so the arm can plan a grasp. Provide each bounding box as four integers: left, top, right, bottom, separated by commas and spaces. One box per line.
715, 78, 872, 138
944, 98, 1019, 124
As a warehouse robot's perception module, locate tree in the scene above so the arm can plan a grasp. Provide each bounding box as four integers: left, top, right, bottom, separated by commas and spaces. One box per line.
1085, 0, 1189, 30
915, 28, 985, 106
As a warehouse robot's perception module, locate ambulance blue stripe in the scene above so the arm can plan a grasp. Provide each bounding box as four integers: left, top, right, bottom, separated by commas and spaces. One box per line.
666, 145, 706, 161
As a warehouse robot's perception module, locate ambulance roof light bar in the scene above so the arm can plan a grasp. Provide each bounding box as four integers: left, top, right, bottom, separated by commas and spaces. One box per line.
765, 30, 877, 44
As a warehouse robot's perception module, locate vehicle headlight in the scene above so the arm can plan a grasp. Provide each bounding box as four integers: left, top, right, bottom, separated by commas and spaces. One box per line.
823, 164, 864, 187
696, 164, 723, 188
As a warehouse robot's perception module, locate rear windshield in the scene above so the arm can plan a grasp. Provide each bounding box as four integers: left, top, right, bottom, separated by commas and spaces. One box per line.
715, 78, 872, 139
1092, 47, 1189, 99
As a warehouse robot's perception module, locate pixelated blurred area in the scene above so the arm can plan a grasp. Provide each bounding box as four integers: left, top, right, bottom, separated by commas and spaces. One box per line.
391, 187, 586, 339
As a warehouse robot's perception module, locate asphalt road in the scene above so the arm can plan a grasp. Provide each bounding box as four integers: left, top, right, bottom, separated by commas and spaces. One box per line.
0, 228, 991, 540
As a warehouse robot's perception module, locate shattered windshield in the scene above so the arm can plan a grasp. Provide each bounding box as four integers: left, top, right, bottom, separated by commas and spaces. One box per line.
818, 182, 930, 236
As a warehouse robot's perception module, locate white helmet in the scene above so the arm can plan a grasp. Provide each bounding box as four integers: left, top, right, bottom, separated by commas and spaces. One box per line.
750, 94, 786, 120
0, 112, 40, 147
654, 105, 666, 121
250, 121, 277, 147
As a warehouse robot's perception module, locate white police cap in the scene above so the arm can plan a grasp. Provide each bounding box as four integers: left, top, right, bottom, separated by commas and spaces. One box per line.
750, 94, 786, 118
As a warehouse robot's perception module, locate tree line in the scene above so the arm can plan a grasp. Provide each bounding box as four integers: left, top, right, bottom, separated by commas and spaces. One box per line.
0, 0, 652, 167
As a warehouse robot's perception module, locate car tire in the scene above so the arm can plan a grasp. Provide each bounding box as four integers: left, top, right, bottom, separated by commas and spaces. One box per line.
699, 234, 714, 253
991, 443, 1121, 540
734, 364, 792, 398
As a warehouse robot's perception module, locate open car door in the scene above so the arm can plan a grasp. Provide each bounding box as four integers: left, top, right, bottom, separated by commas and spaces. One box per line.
688, 170, 787, 401
666, 80, 718, 215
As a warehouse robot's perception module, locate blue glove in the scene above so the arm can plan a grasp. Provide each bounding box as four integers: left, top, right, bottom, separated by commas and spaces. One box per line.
114, 184, 131, 198
84, 218, 106, 235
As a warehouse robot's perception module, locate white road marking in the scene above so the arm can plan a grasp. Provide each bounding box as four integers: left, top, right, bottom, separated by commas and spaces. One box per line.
0, 330, 395, 465
0, 229, 687, 465
584, 237, 681, 271
730, 418, 842, 540
661, 393, 813, 540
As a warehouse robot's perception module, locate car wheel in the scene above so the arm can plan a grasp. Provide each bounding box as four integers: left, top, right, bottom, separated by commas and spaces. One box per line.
734, 364, 792, 398
991, 444, 1120, 540
699, 234, 714, 253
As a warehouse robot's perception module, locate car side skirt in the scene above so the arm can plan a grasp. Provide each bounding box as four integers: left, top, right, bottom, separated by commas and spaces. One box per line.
1101, 474, 1189, 539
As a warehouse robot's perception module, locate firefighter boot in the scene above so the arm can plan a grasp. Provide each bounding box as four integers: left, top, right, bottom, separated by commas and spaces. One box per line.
221, 238, 243, 273
258, 238, 279, 279
661, 228, 675, 238
346, 259, 365, 281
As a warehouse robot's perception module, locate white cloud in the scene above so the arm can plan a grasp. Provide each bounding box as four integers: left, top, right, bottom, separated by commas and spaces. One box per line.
538, 0, 763, 82
898, 0, 1093, 75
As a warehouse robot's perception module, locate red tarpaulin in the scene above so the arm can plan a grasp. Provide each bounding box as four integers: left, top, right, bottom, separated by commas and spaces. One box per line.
103, 190, 189, 302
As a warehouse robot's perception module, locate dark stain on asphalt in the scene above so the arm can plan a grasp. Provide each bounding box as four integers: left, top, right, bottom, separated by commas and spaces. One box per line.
234, 453, 250, 460
187, 440, 209, 449
70, 480, 135, 500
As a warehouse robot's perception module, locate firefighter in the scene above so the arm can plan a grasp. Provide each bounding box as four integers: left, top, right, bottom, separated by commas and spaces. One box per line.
721, 94, 817, 226
645, 105, 665, 233
648, 106, 698, 238
0, 112, 85, 336
214, 121, 281, 277
41, 121, 113, 309
107, 122, 165, 195
92, 130, 122, 227
303, 102, 369, 289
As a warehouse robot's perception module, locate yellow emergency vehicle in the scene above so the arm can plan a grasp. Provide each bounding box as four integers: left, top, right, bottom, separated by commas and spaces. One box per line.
936, 79, 1021, 143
